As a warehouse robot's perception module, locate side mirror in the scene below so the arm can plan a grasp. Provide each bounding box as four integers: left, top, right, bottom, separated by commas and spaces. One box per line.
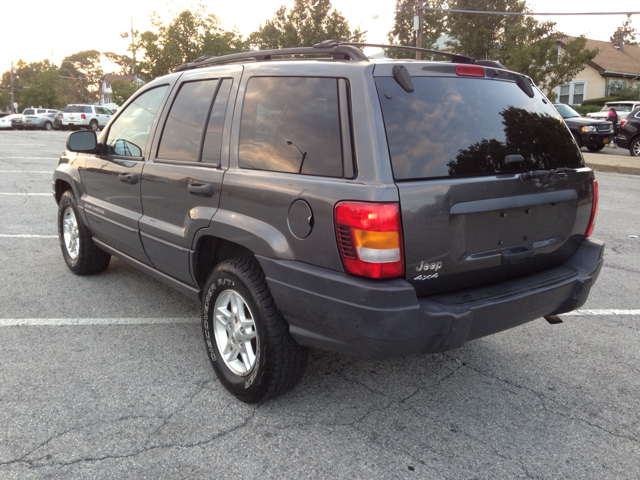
66, 130, 97, 153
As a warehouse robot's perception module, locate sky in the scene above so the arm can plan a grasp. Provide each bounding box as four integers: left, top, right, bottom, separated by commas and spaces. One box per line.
1, 0, 637, 73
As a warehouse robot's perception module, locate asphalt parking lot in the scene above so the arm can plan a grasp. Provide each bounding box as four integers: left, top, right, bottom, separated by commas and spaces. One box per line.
1, 130, 639, 479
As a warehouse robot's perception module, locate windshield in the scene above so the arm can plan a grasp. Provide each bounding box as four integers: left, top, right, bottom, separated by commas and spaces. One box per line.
376, 76, 583, 180
554, 104, 581, 118
604, 103, 635, 113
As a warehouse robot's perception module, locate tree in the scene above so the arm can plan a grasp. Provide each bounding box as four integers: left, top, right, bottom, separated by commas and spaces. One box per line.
136, 4, 247, 80
387, 0, 447, 59
249, 0, 360, 50
59, 50, 104, 104
103, 52, 135, 76
387, 0, 598, 98
611, 15, 639, 47
110, 79, 143, 106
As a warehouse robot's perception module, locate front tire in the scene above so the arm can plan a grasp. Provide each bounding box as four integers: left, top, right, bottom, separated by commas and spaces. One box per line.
44, 122, 52, 131
630, 138, 640, 157
57, 190, 111, 275
202, 258, 308, 403
89, 120, 98, 132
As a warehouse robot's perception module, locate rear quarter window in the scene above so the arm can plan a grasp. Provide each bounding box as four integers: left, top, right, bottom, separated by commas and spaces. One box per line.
238, 77, 345, 178
376, 76, 583, 180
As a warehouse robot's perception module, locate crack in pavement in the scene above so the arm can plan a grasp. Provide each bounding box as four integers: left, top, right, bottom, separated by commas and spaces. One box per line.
446, 356, 640, 446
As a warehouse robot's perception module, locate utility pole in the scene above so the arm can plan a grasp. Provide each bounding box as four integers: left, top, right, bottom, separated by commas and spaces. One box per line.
10, 62, 16, 113
416, 0, 424, 60
131, 17, 137, 80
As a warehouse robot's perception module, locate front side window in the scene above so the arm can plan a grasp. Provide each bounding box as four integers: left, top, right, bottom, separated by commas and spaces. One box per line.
239, 77, 344, 177
157, 79, 219, 163
105, 85, 168, 157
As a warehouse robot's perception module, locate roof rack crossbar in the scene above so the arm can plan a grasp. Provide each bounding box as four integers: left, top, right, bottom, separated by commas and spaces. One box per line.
173, 45, 368, 72
340, 42, 476, 64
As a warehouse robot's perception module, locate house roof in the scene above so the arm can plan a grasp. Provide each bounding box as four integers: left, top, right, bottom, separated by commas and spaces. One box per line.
559, 36, 640, 78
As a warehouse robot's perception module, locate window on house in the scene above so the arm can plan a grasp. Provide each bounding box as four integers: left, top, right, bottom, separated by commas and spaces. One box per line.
608, 79, 625, 96
558, 82, 586, 105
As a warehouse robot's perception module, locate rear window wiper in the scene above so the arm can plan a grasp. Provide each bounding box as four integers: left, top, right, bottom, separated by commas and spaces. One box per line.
520, 167, 577, 183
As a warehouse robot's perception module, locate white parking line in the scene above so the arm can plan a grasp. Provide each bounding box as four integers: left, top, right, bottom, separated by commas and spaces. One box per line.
567, 309, 640, 316
0, 317, 199, 327
0, 234, 57, 238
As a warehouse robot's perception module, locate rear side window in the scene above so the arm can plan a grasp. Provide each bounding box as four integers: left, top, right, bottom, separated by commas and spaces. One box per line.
239, 77, 345, 178
105, 86, 168, 157
83, 106, 92, 113
157, 79, 220, 163
376, 76, 583, 180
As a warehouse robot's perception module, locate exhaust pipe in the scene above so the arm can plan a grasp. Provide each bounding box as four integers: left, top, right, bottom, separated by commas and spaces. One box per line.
544, 315, 563, 324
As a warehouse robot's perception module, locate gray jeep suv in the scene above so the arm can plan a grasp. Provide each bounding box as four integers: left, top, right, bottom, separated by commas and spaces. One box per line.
52, 42, 603, 403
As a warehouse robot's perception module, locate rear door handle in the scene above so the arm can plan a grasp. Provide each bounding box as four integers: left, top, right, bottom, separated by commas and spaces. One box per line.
118, 172, 139, 184
188, 182, 214, 197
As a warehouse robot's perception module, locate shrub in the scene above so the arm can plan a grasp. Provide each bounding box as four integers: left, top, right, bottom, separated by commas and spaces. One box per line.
573, 105, 602, 115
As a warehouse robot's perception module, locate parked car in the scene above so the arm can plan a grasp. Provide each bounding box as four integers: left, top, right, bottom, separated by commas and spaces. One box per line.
553, 103, 613, 152
11, 108, 57, 130
586, 100, 640, 121
53, 41, 603, 403
23, 111, 58, 130
0, 114, 22, 129
616, 107, 640, 157
61, 105, 113, 131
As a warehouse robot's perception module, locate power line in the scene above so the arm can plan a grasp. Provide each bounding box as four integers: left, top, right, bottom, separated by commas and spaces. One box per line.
420, 7, 640, 16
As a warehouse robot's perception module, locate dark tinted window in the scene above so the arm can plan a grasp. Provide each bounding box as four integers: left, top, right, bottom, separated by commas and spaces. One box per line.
239, 77, 344, 177
36, 109, 46, 114
105, 86, 168, 157
23, 109, 35, 115
83, 106, 92, 113
64, 106, 84, 113
158, 79, 219, 162
95, 107, 105, 114
376, 76, 583, 180
202, 79, 232, 165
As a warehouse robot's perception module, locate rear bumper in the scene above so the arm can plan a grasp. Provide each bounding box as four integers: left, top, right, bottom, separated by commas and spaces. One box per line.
257, 238, 604, 359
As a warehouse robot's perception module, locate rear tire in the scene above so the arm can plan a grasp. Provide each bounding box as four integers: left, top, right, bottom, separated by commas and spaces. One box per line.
89, 120, 98, 132
586, 145, 605, 152
44, 122, 52, 131
630, 138, 640, 157
201, 258, 308, 403
57, 190, 111, 275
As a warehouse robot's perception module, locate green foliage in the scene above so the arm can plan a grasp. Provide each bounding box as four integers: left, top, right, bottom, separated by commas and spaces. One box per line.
572, 105, 602, 116
581, 96, 623, 106
386, 0, 598, 98
249, 0, 359, 50
103, 52, 134, 75
608, 83, 640, 101
387, 0, 447, 59
59, 50, 104, 104
137, 4, 247, 80
611, 15, 639, 47
110, 79, 143, 106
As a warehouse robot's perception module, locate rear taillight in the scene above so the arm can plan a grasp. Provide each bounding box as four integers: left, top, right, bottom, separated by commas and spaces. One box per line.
455, 64, 485, 77
81, 114, 86, 119
584, 180, 599, 238
335, 202, 404, 279
620, 119, 626, 127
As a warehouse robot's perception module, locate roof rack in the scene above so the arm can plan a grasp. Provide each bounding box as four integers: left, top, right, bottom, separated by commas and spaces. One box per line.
172, 39, 476, 73
173, 44, 368, 73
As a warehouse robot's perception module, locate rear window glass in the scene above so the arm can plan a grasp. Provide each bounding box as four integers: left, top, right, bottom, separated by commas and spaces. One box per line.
376, 76, 583, 180
239, 77, 344, 178
23, 109, 35, 115
64, 106, 84, 113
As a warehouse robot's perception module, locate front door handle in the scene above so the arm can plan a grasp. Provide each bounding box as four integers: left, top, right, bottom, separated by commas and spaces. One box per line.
188, 182, 214, 197
118, 172, 139, 184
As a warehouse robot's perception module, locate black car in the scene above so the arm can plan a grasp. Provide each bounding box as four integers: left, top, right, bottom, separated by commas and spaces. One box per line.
553, 103, 613, 152
53, 42, 603, 402
616, 107, 640, 157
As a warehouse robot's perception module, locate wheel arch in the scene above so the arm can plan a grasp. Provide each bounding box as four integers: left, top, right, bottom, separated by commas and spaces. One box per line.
192, 236, 254, 288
